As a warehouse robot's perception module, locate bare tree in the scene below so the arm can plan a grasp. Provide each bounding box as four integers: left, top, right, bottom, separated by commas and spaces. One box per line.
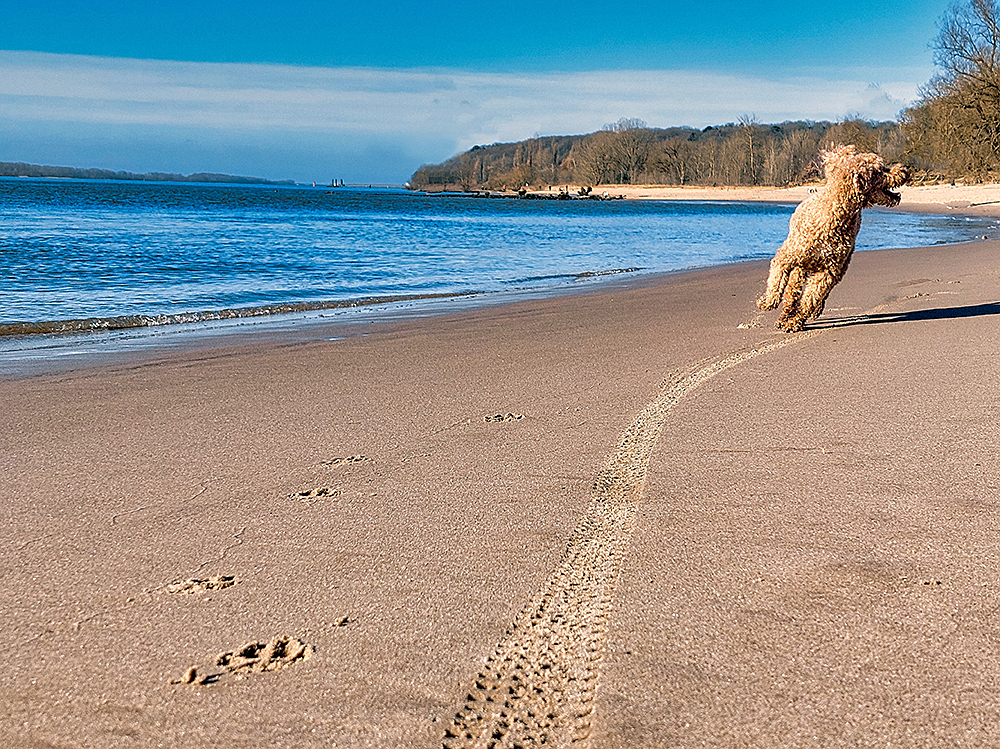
935, 0, 1000, 87
603, 118, 652, 183
925, 0, 1000, 174
578, 130, 619, 184
785, 128, 821, 183
738, 114, 760, 185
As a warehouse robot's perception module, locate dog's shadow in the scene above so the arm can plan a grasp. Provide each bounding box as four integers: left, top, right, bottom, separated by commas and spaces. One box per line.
812, 301, 1000, 329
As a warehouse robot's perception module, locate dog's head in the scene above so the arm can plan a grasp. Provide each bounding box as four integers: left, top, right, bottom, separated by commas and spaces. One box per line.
821, 145, 910, 208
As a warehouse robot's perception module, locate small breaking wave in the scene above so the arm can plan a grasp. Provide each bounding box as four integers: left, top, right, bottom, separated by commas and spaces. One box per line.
508, 267, 644, 285
0, 292, 474, 338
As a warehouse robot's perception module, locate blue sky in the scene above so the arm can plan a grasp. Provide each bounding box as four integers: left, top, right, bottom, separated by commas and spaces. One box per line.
0, 1, 952, 183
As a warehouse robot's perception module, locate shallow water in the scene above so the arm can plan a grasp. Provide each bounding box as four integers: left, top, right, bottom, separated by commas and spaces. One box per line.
2, 178, 995, 332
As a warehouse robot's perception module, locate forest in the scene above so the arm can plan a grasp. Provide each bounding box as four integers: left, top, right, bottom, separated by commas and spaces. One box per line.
409, 0, 1000, 191
408, 118, 907, 191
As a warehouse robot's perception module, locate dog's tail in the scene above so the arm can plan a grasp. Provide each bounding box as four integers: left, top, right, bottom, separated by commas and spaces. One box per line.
756, 251, 789, 311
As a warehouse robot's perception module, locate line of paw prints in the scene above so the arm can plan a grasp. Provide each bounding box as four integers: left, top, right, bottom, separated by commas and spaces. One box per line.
166, 456, 370, 685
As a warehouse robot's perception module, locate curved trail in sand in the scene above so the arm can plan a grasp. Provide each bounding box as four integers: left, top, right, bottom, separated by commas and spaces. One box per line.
443, 328, 825, 748
442, 289, 922, 747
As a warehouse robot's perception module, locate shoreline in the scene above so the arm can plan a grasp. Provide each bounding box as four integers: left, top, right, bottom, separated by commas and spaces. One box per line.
460, 182, 1000, 218
4, 239, 1000, 746
0, 271, 660, 379
3, 190, 994, 378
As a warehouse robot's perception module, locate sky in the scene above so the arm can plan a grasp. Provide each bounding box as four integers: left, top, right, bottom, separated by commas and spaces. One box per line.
0, 1, 954, 183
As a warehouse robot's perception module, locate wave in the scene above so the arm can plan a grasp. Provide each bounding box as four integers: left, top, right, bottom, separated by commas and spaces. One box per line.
0, 292, 475, 338
508, 267, 644, 284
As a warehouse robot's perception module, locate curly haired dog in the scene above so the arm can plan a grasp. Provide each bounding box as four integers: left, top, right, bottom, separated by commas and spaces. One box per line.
756, 145, 910, 331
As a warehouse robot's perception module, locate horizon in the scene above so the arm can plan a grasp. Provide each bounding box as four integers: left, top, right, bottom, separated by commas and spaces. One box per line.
0, 1, 951, 183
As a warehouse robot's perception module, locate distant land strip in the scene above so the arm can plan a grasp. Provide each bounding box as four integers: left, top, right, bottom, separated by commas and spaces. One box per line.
0, 161, 294, 185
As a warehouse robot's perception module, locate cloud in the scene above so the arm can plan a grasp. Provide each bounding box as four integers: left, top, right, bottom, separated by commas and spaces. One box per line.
0, 51, 925, 182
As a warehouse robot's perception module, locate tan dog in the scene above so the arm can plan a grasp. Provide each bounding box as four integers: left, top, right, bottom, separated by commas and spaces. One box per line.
757, 145, 910, 331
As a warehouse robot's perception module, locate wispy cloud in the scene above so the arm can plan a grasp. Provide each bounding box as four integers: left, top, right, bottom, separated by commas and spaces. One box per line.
0, 51, 924, 182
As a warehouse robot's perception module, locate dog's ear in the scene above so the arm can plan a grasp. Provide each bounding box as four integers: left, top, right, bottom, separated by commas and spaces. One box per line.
852, 164, 875, 196
852, 153, 887, 195
887, 163, 910, 188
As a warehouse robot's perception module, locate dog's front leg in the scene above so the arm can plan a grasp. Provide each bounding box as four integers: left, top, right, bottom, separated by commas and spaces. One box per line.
757, 251, 792, 311
776, 266, 806, 330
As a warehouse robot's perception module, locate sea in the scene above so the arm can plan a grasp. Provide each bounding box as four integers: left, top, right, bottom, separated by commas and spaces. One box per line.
1, 178, 996, 374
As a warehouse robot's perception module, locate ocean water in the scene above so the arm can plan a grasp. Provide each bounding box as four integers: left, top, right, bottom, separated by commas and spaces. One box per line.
0, 177, 996, 343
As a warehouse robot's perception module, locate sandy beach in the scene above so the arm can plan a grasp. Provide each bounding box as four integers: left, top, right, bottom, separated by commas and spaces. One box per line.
613, 181, 1000, 218
4, 196, 1000, 746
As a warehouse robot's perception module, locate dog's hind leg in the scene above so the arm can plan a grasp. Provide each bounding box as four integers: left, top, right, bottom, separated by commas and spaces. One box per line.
775, 266, 806, 330
757, 252, 791, 311
799, 269, 839, 321
804, 252, 852, 320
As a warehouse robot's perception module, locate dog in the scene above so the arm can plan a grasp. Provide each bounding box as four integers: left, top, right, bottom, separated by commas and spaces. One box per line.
756, 145, 910, 331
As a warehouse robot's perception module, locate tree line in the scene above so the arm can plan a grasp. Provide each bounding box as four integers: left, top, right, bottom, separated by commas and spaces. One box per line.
408, 118, 908, 190
410, 0, 1000, 190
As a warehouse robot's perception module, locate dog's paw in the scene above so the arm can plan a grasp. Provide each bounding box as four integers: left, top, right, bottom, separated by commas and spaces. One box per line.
756, 295, 779, 311
776, 317, 805, 332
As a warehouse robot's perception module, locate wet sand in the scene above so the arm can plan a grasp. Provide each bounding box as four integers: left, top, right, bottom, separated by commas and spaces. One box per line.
3, 234, 1000, 746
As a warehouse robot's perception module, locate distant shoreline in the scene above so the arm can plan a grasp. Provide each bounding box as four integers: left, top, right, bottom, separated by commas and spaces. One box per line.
0, 160, 295, 185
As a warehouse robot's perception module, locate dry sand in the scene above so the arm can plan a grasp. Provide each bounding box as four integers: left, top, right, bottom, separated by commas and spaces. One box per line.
3, 208, 1000, 746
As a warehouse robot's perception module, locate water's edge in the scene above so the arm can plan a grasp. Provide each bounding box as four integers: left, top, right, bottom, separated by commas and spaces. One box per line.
0, 265, 673, 378
0, 291, 469, 337
0, 268, 645, 339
